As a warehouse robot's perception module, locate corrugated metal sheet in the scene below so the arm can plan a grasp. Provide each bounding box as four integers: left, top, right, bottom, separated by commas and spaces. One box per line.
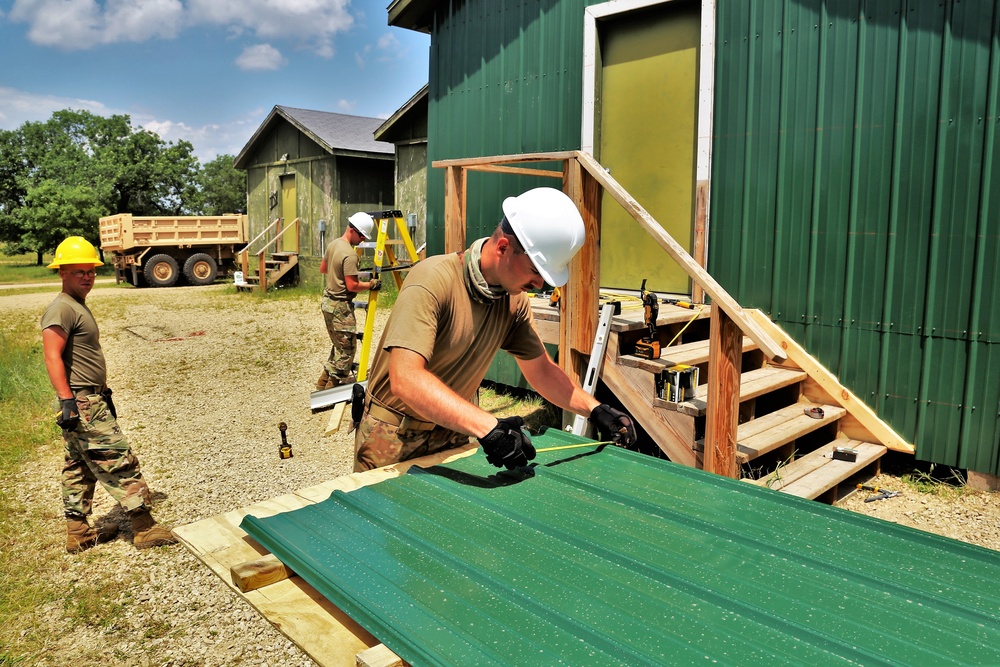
243, 429, 1000, 666
710, 0, 1000, 474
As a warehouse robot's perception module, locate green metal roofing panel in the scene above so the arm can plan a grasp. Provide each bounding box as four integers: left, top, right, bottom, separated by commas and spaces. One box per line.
242, 430, 1000, 666
710, 0, 1000, 474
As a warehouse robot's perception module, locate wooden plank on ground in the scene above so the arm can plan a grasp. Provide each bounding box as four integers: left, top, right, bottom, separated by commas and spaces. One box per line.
231, 553, 295, 592
325, 402, 347, 436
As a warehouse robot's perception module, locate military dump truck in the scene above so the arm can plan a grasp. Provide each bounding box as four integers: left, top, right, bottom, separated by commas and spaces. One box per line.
99, 214, 248, 287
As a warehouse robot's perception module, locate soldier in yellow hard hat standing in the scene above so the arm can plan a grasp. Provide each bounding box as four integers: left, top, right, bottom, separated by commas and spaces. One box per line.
41, 236, 177, 552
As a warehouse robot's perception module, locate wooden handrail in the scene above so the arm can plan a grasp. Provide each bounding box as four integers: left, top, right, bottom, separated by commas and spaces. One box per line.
240, 217, 280, 276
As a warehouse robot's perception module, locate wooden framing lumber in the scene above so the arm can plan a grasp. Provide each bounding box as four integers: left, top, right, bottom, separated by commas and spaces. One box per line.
703, 307, 741, 478
231, 553, 295, 593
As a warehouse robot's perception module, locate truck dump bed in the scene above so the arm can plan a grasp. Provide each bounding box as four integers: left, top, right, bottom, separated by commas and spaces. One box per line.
100, 214, 248, 252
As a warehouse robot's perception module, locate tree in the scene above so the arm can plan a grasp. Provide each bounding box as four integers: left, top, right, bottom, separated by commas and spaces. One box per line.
192, 154, 245, 215
0, 110, 201, 263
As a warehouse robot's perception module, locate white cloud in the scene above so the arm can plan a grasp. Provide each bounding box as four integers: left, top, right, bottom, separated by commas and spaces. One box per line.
0, 86, 113, 127
336, 99, 356, 112
9, 0, 184, 49
235, 44, 287, 71
354, 32, 403, 69
9, 0, 353, 54
188, 0, 353, 56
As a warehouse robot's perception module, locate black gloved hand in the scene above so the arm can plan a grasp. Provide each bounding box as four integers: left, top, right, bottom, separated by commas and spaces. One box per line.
57, 397, 80, 431
589, 404, 637, 447
478, 415, 536, 469
369, 277, 381, 291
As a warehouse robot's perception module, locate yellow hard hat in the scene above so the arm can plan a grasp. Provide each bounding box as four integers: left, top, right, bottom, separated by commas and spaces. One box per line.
47, 236, 104, 268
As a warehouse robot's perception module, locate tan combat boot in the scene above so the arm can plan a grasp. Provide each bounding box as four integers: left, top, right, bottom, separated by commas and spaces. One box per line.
66, 517, 119, 553
317, 369, 333, 391
130, 510, 178, 549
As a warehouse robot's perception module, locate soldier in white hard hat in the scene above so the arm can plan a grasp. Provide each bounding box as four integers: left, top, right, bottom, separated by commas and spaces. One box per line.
354, 187, 637, 472
41, 236, 177, 552
317, 211, 382, 390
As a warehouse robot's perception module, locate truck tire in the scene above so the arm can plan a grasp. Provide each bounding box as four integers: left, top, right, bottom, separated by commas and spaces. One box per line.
144, 254, 180, 287
183, 253, 218, 286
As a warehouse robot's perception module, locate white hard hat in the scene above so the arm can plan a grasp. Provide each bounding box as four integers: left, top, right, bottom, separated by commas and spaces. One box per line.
501, 187, 585, 287
348, 212, 375, 240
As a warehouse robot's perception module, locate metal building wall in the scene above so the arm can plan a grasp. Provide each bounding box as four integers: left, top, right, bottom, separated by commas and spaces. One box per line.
709, 0, 1000, 474
425, 0, 599, 256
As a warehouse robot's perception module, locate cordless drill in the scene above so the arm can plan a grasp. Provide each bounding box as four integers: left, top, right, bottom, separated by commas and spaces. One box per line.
635, 279, 661, 359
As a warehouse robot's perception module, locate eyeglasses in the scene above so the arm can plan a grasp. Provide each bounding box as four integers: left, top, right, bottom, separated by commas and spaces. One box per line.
67, 270, 98, 279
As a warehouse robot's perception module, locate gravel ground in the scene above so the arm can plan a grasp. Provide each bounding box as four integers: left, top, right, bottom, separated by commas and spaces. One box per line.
2, 283, 998, 666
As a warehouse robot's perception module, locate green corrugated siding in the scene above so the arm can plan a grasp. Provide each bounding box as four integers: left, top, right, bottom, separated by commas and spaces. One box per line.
243, 432, 1000, 665
425, 0, 599, 257
711, 0, 1000, 474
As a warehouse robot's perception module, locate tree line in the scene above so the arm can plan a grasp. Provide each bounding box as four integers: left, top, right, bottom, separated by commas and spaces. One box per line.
0, 109, 245, 265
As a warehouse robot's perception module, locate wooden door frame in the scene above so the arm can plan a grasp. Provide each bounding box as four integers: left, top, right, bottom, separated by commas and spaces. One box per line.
582, 0, 715, 302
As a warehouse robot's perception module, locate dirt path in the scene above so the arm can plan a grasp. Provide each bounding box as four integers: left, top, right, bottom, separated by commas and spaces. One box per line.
2, 283, 998, 666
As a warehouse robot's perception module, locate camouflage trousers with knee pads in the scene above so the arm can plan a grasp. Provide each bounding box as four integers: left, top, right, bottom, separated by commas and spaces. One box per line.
60, 392, 151, 519
321, 297, 357, 382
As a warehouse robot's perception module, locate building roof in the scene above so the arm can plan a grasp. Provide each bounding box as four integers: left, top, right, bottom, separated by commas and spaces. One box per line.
374, 84, 428, 144
234, 105, 393, 169
242, 429, 1000, 666
387, 0, 438, 33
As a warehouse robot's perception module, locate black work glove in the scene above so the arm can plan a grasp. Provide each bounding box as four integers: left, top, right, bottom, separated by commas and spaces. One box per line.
57, 398, 80, 431
478, 416, 536, 469
101, 387, 117, 420
589, 404, 637, 447
369, 277, 381, 291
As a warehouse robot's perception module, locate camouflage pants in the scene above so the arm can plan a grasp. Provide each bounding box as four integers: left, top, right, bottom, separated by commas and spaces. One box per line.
354, 410, 471, 472
321, 297, 357, 382
60, 392, 151, 519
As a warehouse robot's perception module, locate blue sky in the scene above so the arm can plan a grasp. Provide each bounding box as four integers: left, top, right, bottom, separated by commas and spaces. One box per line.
0, 0, 430, 161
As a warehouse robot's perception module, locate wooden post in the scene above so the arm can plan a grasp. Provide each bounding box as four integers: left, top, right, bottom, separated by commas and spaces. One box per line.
692, 181, 709, 305
704, 306, 741, 478
444, 166, 467, 253
561, 158, 600, 381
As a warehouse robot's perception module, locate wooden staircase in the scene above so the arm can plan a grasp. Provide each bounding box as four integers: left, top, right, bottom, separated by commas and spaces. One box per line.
601, 302, 896, 503
236, 251, 299, 292
531, 297, 909, 504
237, 217, 300, 292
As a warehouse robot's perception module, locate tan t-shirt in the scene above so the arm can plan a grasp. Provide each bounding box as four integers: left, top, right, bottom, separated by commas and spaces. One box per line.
323, 237, 360, 298
40, 292, 107, 389
367, 249, 546, 419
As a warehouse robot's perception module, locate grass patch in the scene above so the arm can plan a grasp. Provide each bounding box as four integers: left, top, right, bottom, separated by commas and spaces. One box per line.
0, 324, 67, 658
0, 253, 114, 285
478, 381, 561, 435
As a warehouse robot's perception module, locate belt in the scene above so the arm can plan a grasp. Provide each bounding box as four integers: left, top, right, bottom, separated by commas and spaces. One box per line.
72, 385, 107, 397
323, 291, 353, 301
367, 401, 436, 432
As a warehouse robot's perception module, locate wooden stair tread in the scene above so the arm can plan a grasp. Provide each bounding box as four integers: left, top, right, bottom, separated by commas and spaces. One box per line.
620, 336, 757, 372
737, 403, 846, 462
750, 440, 887, 499
655, 366, 807, 416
